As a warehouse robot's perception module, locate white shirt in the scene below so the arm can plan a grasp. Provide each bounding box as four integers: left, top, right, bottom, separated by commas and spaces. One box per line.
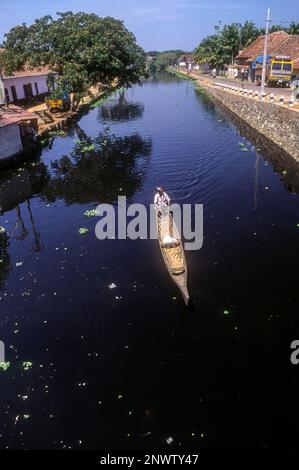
154, 192, 170, 207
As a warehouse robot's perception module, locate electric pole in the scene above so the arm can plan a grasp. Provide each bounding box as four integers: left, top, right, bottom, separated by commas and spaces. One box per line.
260, 8, 271, 98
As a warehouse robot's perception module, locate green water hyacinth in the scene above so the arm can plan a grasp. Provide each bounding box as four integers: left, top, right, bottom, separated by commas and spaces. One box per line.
48, 130, 65, 137
0, 362, 11, 371
84, 209, 99, 218
23, 361, 33, 371
79, 227, 89, 235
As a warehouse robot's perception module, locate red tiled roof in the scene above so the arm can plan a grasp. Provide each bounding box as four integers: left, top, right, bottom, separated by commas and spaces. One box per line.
236, 31, 299, 68
0, 105, 38, 128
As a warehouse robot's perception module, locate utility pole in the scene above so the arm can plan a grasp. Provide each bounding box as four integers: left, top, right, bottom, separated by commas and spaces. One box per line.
260, 8, 271, 98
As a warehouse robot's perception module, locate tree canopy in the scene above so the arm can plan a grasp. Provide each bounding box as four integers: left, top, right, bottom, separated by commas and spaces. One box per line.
0, 11, 147, 108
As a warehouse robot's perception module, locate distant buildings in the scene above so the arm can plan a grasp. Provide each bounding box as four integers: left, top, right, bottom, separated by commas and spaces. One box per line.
176, 54, 200, 71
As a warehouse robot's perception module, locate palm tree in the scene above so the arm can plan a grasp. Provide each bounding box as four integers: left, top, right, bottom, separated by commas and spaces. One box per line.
288, 22, 299, 34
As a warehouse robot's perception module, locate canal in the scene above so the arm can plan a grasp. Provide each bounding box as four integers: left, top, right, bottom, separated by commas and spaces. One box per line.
0, 71, 299, 450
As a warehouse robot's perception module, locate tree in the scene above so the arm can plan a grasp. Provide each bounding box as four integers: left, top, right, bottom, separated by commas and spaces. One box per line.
194, 21, 265, 68
0, 11, 147, 110
240, 21, 263, 48
288, 22, 299, 34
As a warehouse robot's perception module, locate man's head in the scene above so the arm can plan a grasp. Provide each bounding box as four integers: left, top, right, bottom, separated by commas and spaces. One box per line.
156, 186, 164, 195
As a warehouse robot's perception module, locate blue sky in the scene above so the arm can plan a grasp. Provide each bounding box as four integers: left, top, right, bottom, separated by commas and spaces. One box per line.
0, 0, 296, 51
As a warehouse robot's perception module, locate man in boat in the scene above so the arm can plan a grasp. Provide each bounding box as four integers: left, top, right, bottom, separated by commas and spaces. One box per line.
154, 186, 170, 214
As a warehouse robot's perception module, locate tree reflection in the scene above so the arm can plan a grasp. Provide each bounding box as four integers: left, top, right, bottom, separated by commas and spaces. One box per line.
98, 98, 144, 122
0, 229, 10, 292
42, 130, 152, 204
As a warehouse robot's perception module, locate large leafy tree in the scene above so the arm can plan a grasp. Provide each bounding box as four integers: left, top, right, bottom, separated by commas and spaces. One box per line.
194, 21, 264, 68
0, 11, 147, 109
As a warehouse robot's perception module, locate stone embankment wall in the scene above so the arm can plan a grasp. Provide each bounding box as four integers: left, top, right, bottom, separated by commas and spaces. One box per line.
172, 69, 299, 162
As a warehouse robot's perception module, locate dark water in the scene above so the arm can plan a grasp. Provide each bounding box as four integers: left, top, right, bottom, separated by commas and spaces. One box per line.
1, 71, 299, 450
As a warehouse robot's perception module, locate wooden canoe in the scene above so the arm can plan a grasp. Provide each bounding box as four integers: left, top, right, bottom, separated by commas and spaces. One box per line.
156, 209, 190, 305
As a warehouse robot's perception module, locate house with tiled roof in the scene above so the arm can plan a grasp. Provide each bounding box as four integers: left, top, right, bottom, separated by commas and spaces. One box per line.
235, 31, 299, 81
0, 48, 51, 103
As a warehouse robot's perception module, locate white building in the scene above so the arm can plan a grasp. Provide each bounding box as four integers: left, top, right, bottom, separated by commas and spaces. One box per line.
1, 48, 50, 103
2, 67, 50, 103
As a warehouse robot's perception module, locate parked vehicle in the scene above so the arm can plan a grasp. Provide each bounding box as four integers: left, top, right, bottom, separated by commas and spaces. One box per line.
46, 91, 71, 112
254, 55, 293, 87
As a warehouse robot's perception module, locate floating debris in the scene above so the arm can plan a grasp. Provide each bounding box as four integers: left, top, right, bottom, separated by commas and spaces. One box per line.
23, 361, 33, 371
223, 310, 230, 315
84, 209, 99, 218
166, 437, 174, 445
78, 228, 89, 235
109, 283, 117, 289
48, 130, 65, 137
0, 226, 6, 234
0, 362, 10, 371
16, 262, 23, 267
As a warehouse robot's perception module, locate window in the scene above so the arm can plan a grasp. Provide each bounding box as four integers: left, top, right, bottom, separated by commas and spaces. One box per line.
283, 63, 292, 72
272, 62, 282, 71
34, 82, 39, 95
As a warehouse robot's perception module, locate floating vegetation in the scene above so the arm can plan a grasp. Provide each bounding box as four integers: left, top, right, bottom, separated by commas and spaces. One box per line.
0, 226, 6, 234
84, 209, 99, 218
223, 309, 230, 315
23, 361, 33, 371
78, 227, 89, 235
0, 362, 11, 371
74, 140, 95, 153
48, 130, 66, 137
239, 142, 249, 152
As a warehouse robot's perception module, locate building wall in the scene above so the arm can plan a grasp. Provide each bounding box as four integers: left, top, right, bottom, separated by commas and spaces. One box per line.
3, 75, 49, 102
0, 124, 23, 159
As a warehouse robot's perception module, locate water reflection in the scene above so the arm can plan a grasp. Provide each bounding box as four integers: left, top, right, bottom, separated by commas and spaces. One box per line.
195, 88, 299, 193
41, 128, 152, 205
98, 93, 145, 123
0, 229, 10, 291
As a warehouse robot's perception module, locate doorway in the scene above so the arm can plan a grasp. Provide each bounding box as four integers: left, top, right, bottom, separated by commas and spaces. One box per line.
23, 83, 33, 99
11, 85, 18, 102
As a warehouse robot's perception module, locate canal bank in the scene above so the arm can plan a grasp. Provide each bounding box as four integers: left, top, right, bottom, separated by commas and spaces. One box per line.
170, 68, 299, 163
